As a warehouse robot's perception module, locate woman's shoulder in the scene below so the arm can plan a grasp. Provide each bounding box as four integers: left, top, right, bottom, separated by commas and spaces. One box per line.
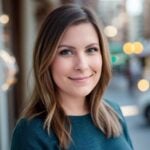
104, 99, 121, 113
12, 116, 46, 141
11, 116, 58, 149
104, 99, 125, 123
104, 99, 134, 149
16, 116, 44, 130
13, 116, 44, 136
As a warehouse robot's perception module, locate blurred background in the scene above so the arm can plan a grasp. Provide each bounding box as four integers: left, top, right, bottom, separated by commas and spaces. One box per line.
0, 0, 150, 149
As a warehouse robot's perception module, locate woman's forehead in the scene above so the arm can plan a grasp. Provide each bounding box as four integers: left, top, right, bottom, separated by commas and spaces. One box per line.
58, 23, 99, 45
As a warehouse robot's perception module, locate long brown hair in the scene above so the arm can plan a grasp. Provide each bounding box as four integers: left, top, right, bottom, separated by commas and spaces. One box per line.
22, 4, 122, 149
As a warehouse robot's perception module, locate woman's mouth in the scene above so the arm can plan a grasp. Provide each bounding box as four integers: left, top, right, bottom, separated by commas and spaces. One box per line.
68, 74, 93, 81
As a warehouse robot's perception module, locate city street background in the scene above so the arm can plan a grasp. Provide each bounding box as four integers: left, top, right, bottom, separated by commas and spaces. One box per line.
1, 0, 150, 149
105, 73, 150, 150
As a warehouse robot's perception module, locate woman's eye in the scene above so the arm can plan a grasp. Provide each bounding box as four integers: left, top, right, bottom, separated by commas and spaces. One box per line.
59, 49, 73, 56
86, 47, 99, 54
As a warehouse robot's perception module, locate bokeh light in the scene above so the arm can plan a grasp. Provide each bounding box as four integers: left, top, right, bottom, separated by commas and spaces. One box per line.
104, 25, 118, 38
111, 55, 118, 64
0, 50, 18, 91
123, 42, 144, 55
0, 14, 9, 24
123, 42, 134, 55
137, 79, 150, 92
133, 42, 144, 54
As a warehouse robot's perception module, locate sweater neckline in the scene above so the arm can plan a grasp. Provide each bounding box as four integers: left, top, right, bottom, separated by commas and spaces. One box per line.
68, 113, 91, 120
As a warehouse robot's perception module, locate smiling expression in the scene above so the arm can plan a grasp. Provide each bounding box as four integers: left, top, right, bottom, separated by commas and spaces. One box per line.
51, 23, 102, 101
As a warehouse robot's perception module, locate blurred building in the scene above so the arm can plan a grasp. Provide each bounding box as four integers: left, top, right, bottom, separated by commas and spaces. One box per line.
126, 0, 144, 41
143, 0, 150, 39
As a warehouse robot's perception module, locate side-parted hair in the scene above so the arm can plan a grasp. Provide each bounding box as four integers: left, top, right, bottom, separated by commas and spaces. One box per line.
22, 4, 122, 149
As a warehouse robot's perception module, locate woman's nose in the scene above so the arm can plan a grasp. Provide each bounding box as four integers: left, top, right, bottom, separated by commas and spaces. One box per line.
74, 54, 89, 71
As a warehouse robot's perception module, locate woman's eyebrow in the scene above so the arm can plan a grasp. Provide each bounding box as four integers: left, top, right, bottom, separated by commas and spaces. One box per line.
58, 45, 75, 49
58, 43, 99, 49
85, 43, 99, 49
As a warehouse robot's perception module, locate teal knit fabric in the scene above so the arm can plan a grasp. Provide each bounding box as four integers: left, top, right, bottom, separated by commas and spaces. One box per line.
11, 100, 134, 150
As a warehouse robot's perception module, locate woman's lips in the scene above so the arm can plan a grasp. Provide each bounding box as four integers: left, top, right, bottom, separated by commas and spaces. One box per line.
68, 74, 93, 80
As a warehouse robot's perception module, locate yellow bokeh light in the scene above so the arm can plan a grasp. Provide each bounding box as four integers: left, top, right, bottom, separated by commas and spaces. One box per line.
123, 42, 134, 55
0, 14, 9, 24
137, 79, 150, 92
123, 41, 144, 55
133, 42, 144, 54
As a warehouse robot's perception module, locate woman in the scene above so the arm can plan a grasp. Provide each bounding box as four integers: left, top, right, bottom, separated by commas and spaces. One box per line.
11, 4, 134, 150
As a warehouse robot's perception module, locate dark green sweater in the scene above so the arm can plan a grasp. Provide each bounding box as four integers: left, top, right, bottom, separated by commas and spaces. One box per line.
11, 100, 134, 150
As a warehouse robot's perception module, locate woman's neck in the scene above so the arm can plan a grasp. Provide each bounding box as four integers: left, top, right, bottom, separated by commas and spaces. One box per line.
59, 96, 89, 116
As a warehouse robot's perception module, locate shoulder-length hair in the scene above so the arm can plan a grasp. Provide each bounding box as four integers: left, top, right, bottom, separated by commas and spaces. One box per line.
22, 4, 122, 149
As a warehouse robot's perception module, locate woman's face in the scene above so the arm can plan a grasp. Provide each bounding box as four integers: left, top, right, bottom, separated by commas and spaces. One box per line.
51, 23, 102, 101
